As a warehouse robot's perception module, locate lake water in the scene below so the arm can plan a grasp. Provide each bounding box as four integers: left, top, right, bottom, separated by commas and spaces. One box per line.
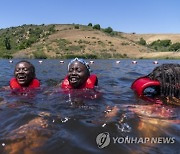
0, 59, 179, 154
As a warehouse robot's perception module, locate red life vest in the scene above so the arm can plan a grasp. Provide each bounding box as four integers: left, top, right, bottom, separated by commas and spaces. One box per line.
61, 74, 98, 89
131, 77, 160, 96
10, 77, 40, 89
131, 77, 162, 104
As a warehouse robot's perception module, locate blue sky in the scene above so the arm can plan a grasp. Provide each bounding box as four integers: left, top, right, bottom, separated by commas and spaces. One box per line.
0, 0, 179, 33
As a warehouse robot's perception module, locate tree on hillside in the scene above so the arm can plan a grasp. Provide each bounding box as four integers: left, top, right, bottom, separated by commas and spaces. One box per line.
169, 42, 180, 51
88, 23, 92, 27
48, 25, 56, 33
74, 25, 79, 29
4, 37, 11, 50
138, 38, 146, 46
150, 39, 171, 47
93, 24, 101, 30
159, 40, 172, 47
103, 27, 113, 34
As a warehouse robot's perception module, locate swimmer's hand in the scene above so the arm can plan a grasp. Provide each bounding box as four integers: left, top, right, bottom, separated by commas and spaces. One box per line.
105, 106, 119, 118
1, 86, 11, 90
166, 97, 180, 106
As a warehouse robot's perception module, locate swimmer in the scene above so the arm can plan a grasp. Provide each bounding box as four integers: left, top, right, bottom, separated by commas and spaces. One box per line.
131, 63, 180, 105
61, 58, 98, 89
148, 63, 180, 98
4, 117, 51, 154
10, 61, 40, 89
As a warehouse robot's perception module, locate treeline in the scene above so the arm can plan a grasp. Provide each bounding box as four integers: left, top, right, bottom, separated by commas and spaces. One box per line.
0, 24, 56, 58
74, 23, 118, 36
138, 38, 180, 52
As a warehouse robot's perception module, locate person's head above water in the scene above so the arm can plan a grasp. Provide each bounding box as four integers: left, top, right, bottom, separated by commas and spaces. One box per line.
148, 63, 180, 98
14, 61, 36, 87
67, 58, 91, 88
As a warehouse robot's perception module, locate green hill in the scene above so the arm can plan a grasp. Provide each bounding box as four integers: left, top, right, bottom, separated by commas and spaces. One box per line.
0, 24, 180, 59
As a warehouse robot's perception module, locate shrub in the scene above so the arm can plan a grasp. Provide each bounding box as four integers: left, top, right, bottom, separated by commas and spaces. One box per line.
110, 31, 118, 36
17, 42, 27, 50
48, 25, 56, 33
4, 37, 11, 50
17, 38, 35, 50
33, 51, 47, 59
138, 38, 146, 46
123, 53, 128, 57
74, 25, 79, 29
1, 53, 13, 59
103, 27, 113, 34
149, 39, 171, 47
160, 40, 172, 47
93, 24, 101, 30
169, 42, 180, 51
78, 39, 83, 44
149, 39, 172, 51
88, 23, 92, 27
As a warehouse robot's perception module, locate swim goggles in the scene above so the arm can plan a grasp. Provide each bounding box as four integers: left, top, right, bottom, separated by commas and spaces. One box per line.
68, 57, 91, 72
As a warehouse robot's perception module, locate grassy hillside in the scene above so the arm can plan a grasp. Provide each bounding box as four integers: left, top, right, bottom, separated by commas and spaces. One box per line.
0, 24, 56, 58
0, 24, 180, 59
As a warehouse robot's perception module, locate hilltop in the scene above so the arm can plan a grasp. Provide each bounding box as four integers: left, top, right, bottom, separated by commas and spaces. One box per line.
0, 24, 180, 59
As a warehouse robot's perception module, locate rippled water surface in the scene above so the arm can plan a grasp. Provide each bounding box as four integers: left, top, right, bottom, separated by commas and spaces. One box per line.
0, 59, 179, 154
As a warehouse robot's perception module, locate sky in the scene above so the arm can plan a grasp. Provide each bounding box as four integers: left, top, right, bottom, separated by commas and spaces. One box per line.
0, 0, 180, 33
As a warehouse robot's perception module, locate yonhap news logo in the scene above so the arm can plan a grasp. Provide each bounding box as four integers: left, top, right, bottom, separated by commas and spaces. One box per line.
96, 132, 110, 148
96, 132, 175, 148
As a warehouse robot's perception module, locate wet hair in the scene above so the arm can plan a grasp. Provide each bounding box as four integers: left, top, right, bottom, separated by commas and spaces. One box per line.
68, 58, 91, 76
15, 60, 36, 78
148, 64, 180, 98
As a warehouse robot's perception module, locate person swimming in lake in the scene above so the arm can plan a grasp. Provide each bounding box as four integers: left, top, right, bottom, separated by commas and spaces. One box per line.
10, 60, 40, 89
131, 63, 180, 105
61, 58, 98, 89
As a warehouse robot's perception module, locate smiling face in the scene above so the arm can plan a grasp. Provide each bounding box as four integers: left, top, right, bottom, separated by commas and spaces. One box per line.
68, 61, 90, 88
14, 62, 35, 87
